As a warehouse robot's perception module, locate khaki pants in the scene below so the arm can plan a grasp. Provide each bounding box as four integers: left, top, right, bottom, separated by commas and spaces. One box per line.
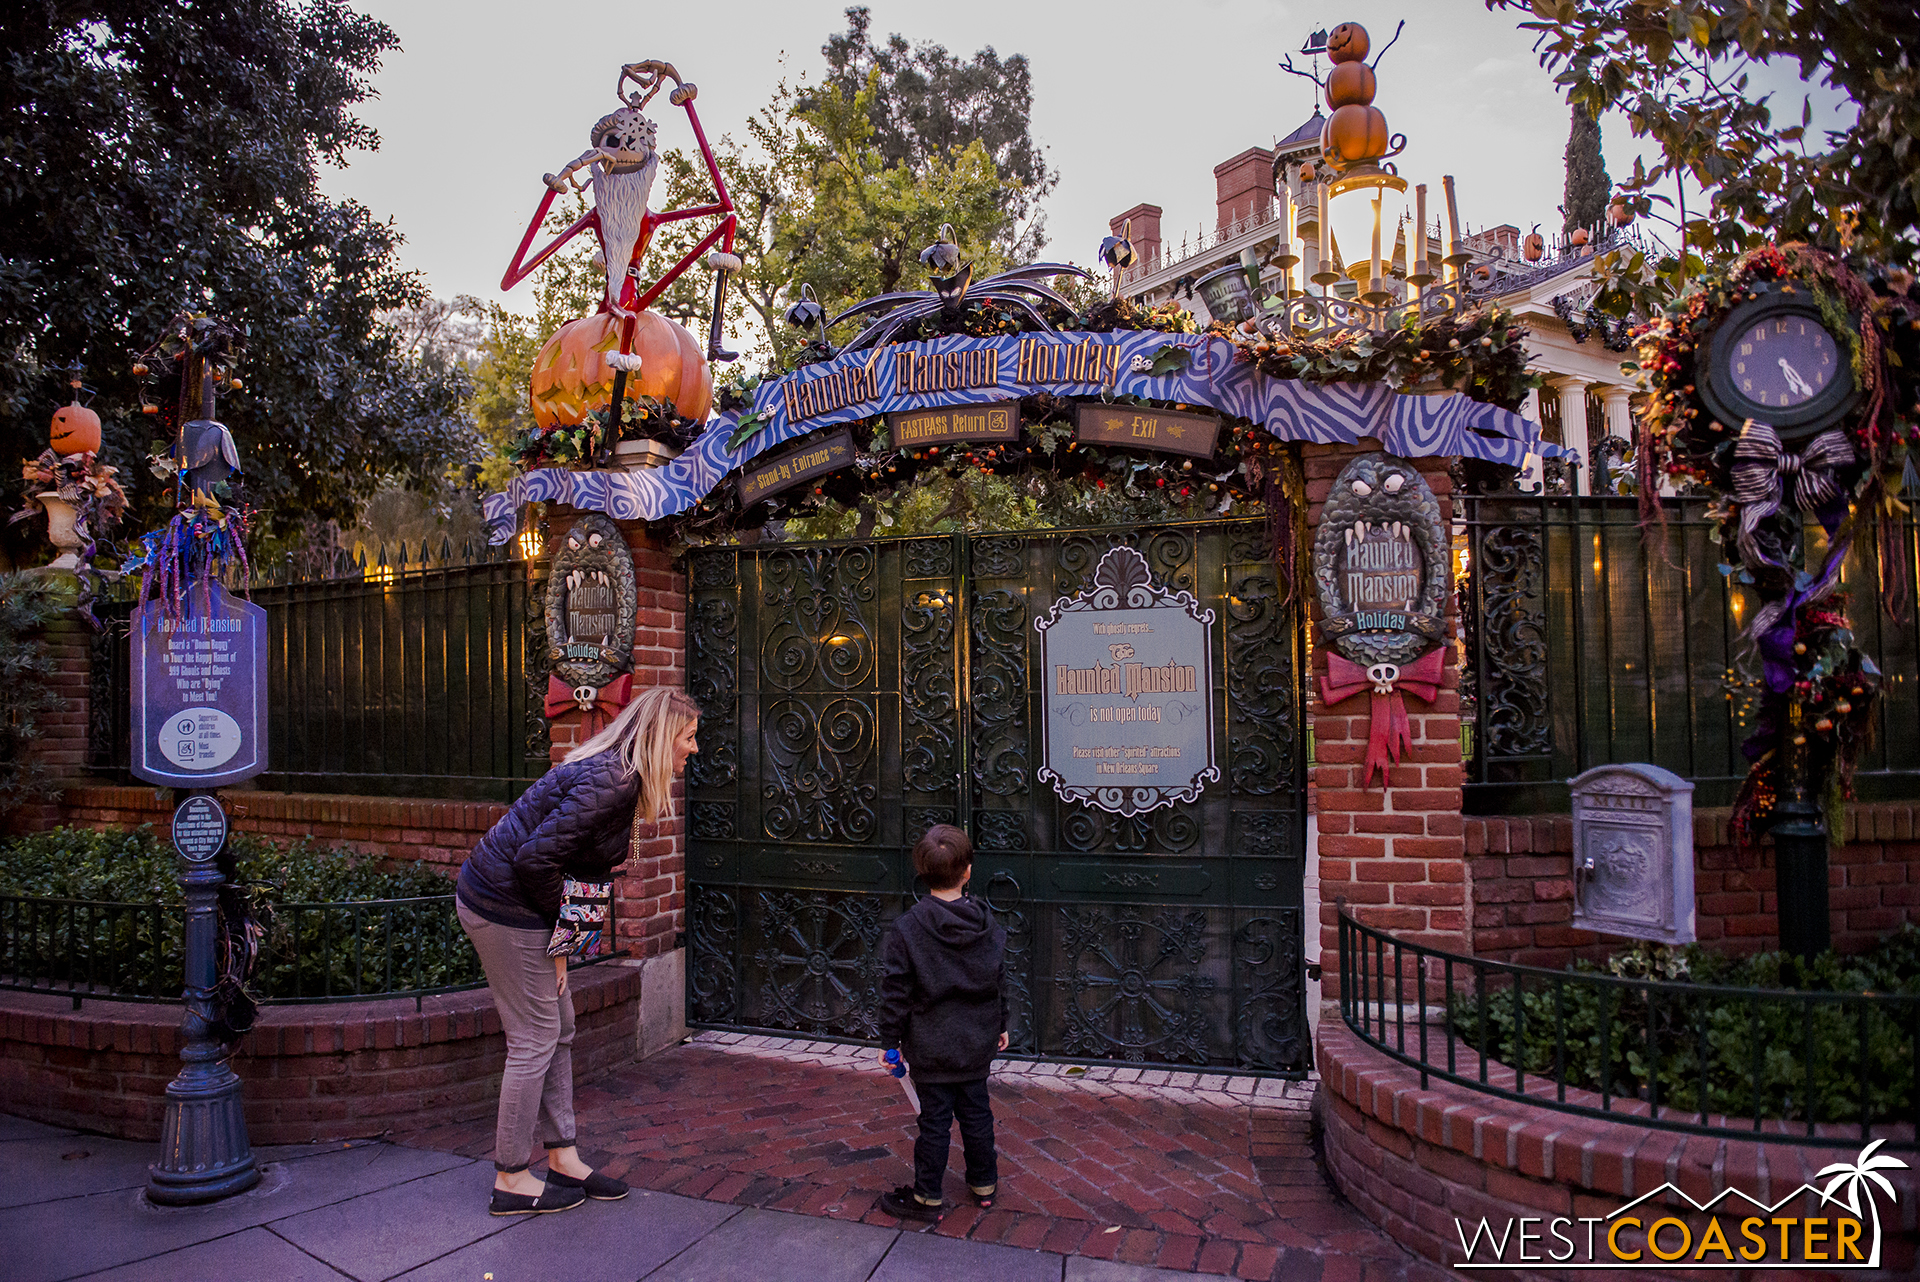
458, 900, 576, 1173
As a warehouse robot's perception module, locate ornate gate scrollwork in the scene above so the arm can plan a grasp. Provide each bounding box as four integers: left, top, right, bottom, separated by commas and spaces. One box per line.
684, 521, 1309, 1073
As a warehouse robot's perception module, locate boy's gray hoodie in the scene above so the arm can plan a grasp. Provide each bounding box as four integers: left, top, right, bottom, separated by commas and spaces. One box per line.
877, 894, 1008, 1083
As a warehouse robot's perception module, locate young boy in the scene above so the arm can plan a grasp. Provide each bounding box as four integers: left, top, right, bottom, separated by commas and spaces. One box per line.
876, 824, 1009, 1221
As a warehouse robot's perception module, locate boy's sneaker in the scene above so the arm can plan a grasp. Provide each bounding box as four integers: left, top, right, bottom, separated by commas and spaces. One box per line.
969, 1182, 996, 1210
880, 1186, 945, 1221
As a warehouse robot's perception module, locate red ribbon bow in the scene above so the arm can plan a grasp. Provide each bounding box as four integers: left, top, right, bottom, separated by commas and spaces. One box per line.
543, 672, 633, 738
1321, 647, 1446, 788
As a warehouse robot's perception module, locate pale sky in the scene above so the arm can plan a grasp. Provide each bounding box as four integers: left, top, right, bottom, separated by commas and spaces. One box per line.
318, 0, 1847, 316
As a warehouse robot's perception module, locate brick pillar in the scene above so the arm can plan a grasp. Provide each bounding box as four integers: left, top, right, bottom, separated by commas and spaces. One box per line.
539, 514, 688, 963
7, 572, 91, 834
1304, 442, 1467, 1003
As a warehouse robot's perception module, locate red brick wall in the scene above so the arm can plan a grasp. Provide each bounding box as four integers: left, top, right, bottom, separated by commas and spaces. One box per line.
541, 517, 688, 961
0, 964, 642, 1145
4, 589, 91, 834
1307, 443, 1467, 998
55, 784, 503, 874
1467, 803, 1920, 966
1316, 1021, 1918, 1271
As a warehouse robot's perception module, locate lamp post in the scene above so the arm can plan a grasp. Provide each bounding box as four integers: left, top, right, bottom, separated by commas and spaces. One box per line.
130, 320, 266, 1205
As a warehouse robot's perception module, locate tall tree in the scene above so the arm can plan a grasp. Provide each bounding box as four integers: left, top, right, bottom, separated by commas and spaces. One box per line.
1562, 102, 1611, 233
1493, 0, 1920, 277
814, 5, 1055, 259
0, 0, 478, 543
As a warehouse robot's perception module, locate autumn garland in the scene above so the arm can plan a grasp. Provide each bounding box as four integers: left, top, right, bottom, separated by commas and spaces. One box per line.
649, 300, 1537, 555
1629, 244, 1920, 845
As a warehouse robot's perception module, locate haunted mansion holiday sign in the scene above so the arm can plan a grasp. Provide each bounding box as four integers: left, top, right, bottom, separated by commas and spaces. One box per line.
1311, 454, 1450, 787
131, 582, 268, 787
1035, 546, 1218, 816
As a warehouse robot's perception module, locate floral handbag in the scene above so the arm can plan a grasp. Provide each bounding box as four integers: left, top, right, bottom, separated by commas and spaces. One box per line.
544, 799, 642, 958
544, 875, 613, 958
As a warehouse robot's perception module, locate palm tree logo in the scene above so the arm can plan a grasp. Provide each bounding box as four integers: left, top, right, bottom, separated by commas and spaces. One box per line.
1816, 1139, 1909, 1269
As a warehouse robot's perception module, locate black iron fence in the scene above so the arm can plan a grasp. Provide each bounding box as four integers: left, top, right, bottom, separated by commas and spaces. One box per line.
1459, 494, 1920, 812
90, 541, 552, 801
0, 890, 619, 1007
1338, 909, 1919, 1149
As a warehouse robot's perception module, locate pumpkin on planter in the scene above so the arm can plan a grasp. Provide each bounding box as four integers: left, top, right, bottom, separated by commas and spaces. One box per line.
50, 400, 101, 455
1326, 22, 1369, 63
1322, 104, 1389, 167
528, 311, 712, 430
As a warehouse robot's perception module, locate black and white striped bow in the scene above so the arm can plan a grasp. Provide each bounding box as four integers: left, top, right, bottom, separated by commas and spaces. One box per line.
1732, 420, 1855, 565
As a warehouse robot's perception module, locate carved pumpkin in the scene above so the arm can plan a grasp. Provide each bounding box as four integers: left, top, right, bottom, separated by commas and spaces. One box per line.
1608, 198, 1635, 228
1326, 61, 1376, 109
1523, 227, 1546, 262
1569, 227, 1591, 246
1326, 22, 1369, 63
1297, 160, 1316, 184
1322, 105, 1389, 166
50, 401, 101, 455
529, 311, 712, 429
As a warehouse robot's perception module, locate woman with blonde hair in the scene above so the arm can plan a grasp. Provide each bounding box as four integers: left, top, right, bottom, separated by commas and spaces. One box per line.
456, 685, 699, 1215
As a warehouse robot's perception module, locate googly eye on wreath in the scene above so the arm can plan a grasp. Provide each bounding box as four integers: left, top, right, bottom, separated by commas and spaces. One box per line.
567, 535, 582, 550
588, 532, 604, 547
1383, 473, 1405, 493
1350, 479, 1372, 497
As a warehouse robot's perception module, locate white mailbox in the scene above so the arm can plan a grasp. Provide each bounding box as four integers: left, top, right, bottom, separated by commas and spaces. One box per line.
1568, 763, 1695, 945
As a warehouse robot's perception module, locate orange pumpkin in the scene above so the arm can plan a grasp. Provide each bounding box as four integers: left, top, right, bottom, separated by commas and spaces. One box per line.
1569, 227, 1591, 246
1322, 105, 1389, 166
50, 401, 101, 455
1326, 23, 1369, 64
1607, 198, 1635, 228
528, 311, 712, 430
1523, 231, 1545, 262
1326, 61, 1376, 109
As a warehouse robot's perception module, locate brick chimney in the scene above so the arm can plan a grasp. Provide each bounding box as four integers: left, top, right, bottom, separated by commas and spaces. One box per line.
1109, 203, 1162, 271
1214, 147, 1276, 233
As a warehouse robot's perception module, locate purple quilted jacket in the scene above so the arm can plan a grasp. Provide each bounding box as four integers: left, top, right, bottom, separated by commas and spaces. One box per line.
455, 752, 640, 930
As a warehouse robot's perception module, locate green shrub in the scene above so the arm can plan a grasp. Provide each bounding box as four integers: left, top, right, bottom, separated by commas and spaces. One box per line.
1450, 929, 1920, 1127
0, 575, 63, 821
0, 824, 454, 904
0, 826, 477, 997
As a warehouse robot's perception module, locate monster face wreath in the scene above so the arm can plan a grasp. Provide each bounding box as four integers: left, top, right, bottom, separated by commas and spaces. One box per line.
1311, 453, 1450, 786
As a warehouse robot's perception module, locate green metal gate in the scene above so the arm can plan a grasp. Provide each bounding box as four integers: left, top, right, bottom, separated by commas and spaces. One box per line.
683, 519, 1309, 1072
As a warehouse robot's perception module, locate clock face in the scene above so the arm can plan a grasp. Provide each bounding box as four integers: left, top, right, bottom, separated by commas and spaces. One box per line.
1733, 316, 1838, 410
1700, 289, 1859, 440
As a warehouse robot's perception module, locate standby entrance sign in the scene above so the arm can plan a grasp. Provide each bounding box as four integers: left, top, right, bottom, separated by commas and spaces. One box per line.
131, 582, 268, 787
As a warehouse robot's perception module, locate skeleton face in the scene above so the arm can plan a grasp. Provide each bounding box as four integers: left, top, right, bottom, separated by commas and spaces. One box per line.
591, 108, 657, 166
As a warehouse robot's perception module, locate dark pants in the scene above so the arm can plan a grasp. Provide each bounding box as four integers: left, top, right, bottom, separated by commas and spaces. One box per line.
913, 1078, 997, 1203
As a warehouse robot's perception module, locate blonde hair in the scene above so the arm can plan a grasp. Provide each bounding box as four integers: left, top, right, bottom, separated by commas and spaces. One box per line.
565, 686, 700, 821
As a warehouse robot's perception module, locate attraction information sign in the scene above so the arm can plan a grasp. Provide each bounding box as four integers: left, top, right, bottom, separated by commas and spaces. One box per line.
1034, 546, 1218, 817
170, 794, 230, 863
736, 430, 855, 504
131, 582, 269, 788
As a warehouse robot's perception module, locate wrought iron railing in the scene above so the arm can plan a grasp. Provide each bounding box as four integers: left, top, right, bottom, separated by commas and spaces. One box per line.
1338, 909, 1919, 1149
90, 540, 551, 800
1458, 493, 1920, 812
0, 891, 614, 1007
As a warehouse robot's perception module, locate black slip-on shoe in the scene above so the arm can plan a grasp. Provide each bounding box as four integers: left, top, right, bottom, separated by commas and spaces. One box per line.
489, 1183, 586, 1216
969, 1183, 997, 1210
880, 1185, 944, 1222
545, 1168, 629, 1201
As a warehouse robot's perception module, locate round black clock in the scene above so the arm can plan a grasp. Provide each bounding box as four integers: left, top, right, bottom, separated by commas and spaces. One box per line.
1700, 285, 1860, 442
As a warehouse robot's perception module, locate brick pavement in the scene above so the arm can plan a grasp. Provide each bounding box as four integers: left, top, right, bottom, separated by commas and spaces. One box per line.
394, 1032, 1453, 1282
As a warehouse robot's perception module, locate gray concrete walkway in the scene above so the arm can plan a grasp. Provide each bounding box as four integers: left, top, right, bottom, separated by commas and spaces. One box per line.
0, 1112, 1225, 1282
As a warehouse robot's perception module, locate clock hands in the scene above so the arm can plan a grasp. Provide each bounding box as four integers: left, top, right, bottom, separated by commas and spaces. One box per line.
1777, 357, 1816, 400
